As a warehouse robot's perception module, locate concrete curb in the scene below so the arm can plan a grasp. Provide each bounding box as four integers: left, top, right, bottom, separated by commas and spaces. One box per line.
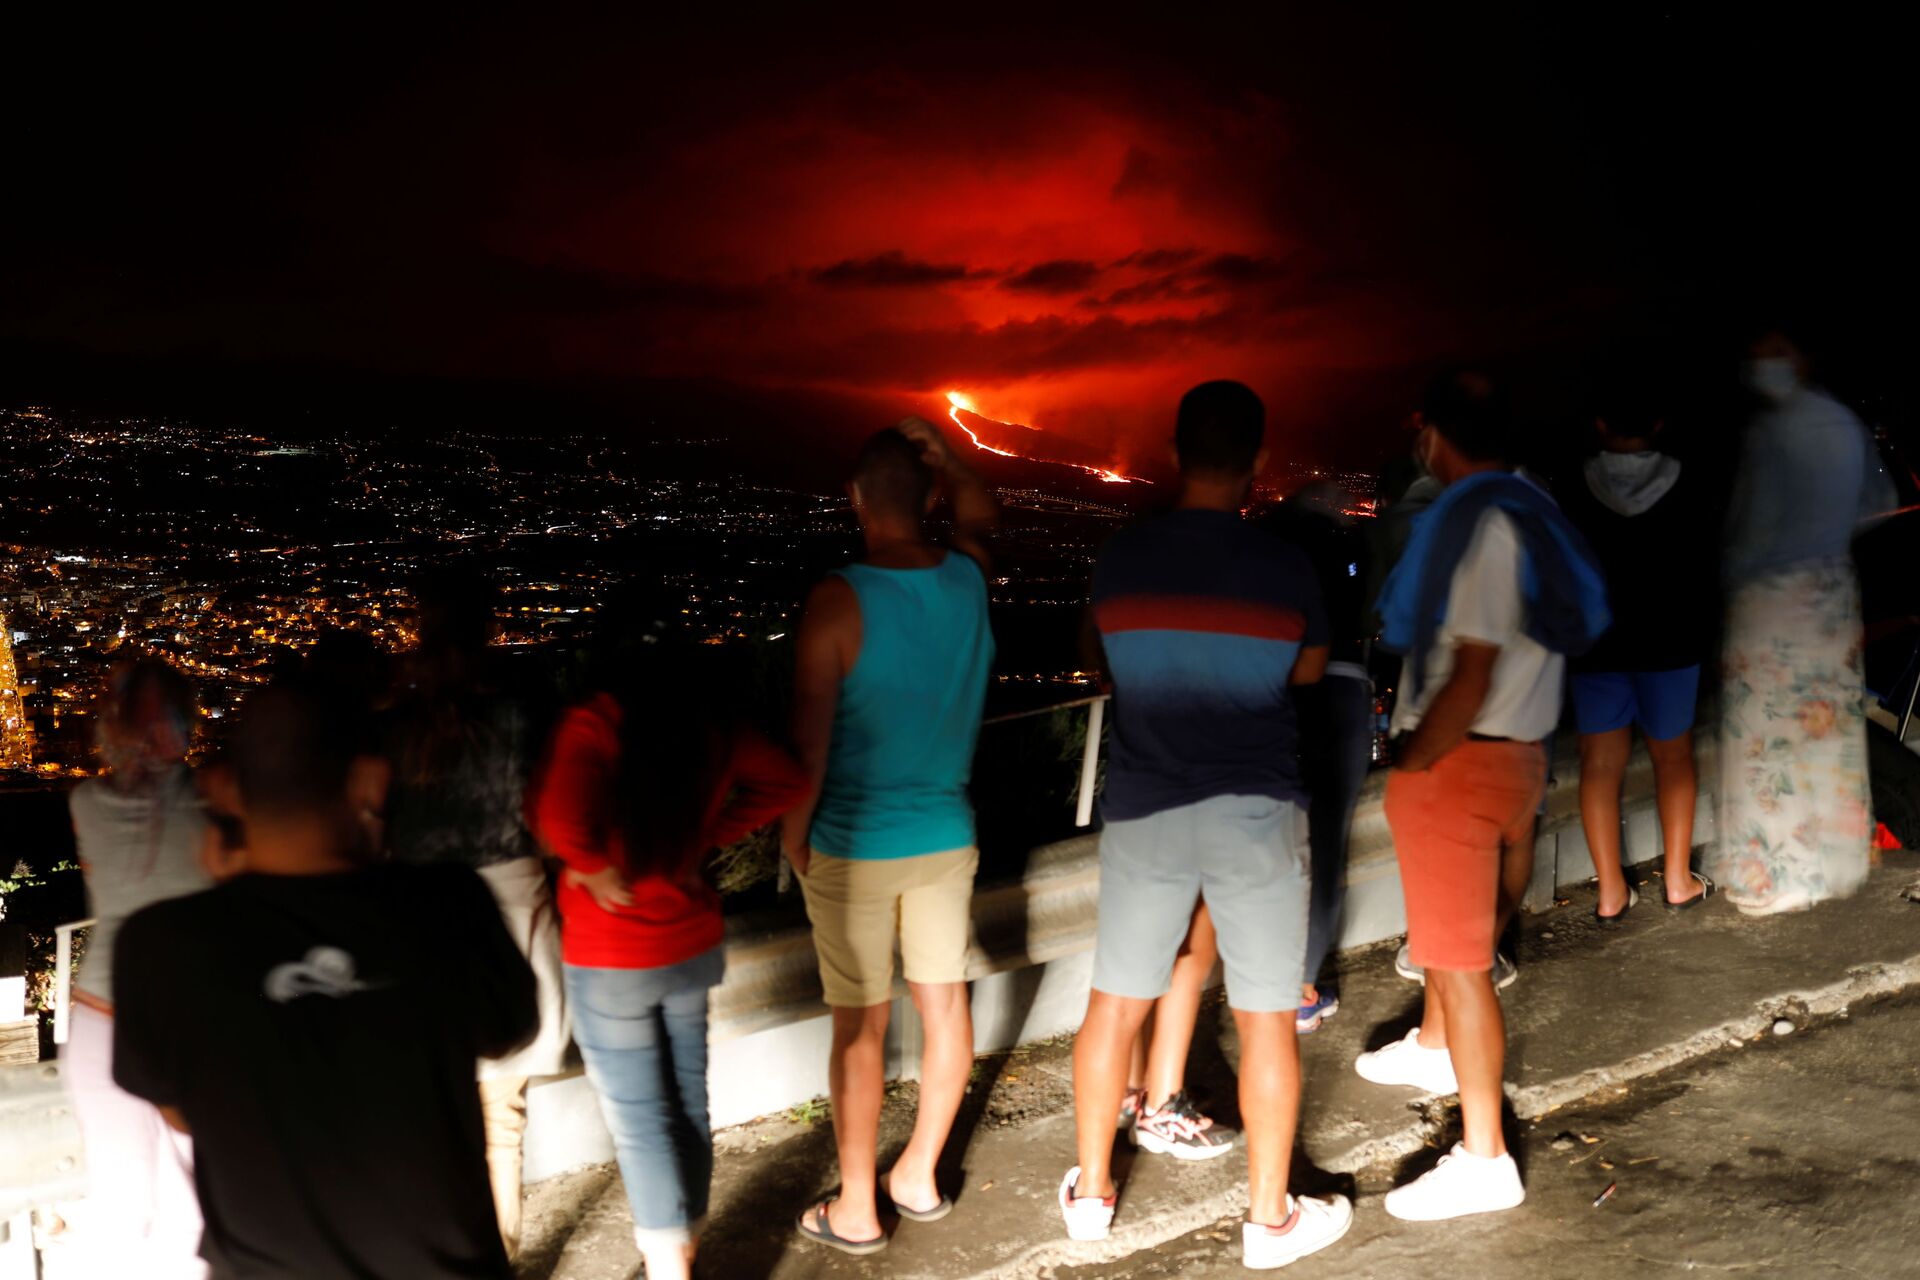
963, 948, 1920, 1280
1507, 950, 1920, 1121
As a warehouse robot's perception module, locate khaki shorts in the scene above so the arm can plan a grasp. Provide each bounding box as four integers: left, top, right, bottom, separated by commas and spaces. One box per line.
798, 846, 978, 1008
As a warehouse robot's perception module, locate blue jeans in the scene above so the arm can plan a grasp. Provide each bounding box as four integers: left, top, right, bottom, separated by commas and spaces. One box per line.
564, 947, 725, 1241
1301, 672, 1374, 994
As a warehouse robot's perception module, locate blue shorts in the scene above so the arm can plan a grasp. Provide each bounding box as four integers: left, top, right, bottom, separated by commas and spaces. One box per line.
1571, 666, 1701, 742
1092, 794, 1308, 1013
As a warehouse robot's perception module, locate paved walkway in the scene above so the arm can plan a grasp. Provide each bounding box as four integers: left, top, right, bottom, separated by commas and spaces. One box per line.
1063, 990, 1920, 1279
518, 856, 1920, 1279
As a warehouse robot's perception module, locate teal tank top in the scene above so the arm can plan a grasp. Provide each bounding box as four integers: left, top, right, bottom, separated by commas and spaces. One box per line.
809, 552, 995, 860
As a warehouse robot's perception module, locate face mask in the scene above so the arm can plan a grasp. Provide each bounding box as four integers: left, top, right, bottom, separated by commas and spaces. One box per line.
1744, 357, 1801, 403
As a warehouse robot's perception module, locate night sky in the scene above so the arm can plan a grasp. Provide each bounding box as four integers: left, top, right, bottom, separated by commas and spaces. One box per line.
4, 9, 1911, 473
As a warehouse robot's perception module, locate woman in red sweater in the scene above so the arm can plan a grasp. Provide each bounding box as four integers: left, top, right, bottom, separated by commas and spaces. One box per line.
530, 635, 805, 1280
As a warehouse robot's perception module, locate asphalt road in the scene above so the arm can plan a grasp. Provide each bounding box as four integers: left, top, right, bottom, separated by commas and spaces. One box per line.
1058, 993, 1920, 1280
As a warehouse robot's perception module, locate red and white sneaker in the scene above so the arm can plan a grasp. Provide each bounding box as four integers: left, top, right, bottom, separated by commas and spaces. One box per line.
1116, 1086, 1147, 1130
1242, 1194, 1355, 1269
1058, 1166, 1117, 1241
1131, 1090, 1236, 1160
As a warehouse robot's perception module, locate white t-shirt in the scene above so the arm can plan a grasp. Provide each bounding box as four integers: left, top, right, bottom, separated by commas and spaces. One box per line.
1390, 509, 1564, 741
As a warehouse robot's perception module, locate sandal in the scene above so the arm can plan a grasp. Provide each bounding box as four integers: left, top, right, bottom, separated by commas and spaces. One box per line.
796, 1197, 888, 1256
1595, 886, 1638, 927
884, 1172, 954, 1223
1665, 872, 1715, 912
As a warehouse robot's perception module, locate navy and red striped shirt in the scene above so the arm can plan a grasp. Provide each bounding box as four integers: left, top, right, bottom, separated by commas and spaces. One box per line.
1092, 509, 1329, 821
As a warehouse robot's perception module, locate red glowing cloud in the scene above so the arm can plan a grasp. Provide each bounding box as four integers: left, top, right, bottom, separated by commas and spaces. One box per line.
488, 74, 1427, 465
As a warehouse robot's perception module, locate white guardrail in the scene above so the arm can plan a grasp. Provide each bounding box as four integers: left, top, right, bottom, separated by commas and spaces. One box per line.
40, 695, 1116, 1051
980, 692, 1109, 830
51, 918, 94, 1047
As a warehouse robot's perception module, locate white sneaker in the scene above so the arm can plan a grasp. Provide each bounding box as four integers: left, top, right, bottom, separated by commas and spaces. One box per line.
1353, 1028, 1459, 1095
1242, 1195, 1354, 1269
1396, 946, 1517, 990
1058, 1166, 1116, 1241
1394, 944, 1423, 982
1383, 1144, 1525, 1221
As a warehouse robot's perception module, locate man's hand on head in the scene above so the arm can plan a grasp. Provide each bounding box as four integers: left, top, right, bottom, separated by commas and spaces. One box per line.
896, 416, 959, 472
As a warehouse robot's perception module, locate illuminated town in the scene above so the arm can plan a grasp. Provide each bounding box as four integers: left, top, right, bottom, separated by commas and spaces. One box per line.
0, 402, 1377, 777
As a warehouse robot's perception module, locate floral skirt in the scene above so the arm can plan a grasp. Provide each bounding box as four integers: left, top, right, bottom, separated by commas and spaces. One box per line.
1709, 561, 1871, 910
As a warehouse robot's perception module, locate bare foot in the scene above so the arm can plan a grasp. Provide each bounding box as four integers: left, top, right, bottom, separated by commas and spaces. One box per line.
885, 1168, 942, 1217
804, 1198, 882, 1244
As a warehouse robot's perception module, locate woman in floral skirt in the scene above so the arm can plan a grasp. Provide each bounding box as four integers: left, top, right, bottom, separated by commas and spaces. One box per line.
1712, 326, 1895, 914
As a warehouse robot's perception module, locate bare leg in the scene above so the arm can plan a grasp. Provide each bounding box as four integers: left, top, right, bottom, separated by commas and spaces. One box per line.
1143, 904, 1217, 1108
1496, 811, 1536, 941
1425, 968, 1505, 1157
1127, 1007, 1152, 1091
1578, 728, 1633, 914
1233, 1008, 1301, 1227
1647, 731, 1701, 903
805, 1003, 890, 1243
887, 981, 972, 1212
1418, 967, 1448, 1050
1073, 991, 1153, 1198
476, 1075, 529, 1262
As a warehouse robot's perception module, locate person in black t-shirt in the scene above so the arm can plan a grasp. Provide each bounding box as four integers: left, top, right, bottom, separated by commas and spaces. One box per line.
112, 678, 537, 1280
1559, 370, 1718, 921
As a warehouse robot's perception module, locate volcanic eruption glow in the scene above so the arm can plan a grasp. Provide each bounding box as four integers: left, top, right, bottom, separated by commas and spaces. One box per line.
945, 391, 1141, 483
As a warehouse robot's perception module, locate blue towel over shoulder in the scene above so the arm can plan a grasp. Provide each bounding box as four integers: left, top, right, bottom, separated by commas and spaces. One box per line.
1376, 471, 1610, 699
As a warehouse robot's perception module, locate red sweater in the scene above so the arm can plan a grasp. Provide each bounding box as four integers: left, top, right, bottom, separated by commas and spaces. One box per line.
528, 694, 807, 969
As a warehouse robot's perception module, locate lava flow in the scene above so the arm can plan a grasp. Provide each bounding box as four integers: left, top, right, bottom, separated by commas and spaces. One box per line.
945, 391, 1143, 483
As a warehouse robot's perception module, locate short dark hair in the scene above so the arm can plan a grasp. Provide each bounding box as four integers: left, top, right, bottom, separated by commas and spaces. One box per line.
230, 677, 360, 819
1175, 380, 1264, 475
1592, 358, 1674, 440
851, 428, 933, 517
1421, 367, 1512, 464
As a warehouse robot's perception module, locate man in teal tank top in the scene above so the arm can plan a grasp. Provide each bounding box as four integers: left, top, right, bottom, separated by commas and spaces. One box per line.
783, 418, 997, 1256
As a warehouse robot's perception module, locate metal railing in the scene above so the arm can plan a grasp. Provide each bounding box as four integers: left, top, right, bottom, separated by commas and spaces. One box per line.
980, 692, 1109, 829
51, 918, 94, 1047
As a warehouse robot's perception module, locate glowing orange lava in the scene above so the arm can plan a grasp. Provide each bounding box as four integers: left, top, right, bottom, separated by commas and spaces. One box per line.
946, 392, 1018, 458
945, 391, 1142, 483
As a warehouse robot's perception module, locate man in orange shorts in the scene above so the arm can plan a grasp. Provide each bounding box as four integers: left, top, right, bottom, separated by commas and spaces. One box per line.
1357, 369, 1608, 1222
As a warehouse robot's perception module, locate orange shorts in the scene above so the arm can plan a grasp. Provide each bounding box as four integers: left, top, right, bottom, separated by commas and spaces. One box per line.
1385, 740, 1546, 972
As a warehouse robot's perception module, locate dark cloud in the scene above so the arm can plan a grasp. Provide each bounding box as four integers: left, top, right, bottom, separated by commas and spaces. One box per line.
1001, 260, 1104, 294
1088, 274, 1214, 308
1195, 253, 1289, 284
1084, 253, 1289, 308
809, 252, 977, 289
1113, 248, 1202, 270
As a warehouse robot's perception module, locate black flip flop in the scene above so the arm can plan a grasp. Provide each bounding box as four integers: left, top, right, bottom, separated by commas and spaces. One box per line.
796, 1197, 888, 1256
1595, 886, 1638, 927
1665, 871, 1716, 912
884, 1172, 955, 1224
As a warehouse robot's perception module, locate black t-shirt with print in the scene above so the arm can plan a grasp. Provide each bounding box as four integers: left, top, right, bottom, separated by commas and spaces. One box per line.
113, 863, 537, 1280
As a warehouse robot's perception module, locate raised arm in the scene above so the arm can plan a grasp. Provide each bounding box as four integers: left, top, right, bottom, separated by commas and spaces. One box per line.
779, 576, 859, 875
896, 415, 999, 571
